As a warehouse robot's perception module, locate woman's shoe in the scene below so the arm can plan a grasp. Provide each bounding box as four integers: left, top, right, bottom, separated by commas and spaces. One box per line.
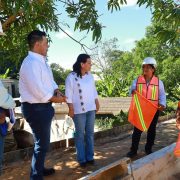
79, 162, 86, 168
87, 160, 95, 165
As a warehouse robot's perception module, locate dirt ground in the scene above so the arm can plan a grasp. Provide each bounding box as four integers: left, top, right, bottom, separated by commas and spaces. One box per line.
1, 119, 179, 180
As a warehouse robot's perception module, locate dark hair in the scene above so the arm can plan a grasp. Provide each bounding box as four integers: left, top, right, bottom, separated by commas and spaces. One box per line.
149, 64, 156, 74
27, 30, 46, 50
73, 54, 90, 77
149, 64, 155, 69
142, 64, 156, 75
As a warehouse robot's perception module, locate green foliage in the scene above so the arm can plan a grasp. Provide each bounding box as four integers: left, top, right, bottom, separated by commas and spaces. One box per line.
107, 0, 125, 12
66, 0, 102, 43
50, 63, 71, 85
0, 0, 179, 79
0, 68, 9, 79
0, 0, 60, 78
107, 0, 180, 44
161, 99, 178, 116
92, 38, 131, 97
95, 110, 128, 130
152, 0, 180, 44
91, 22, 179, 115
160, 57, 180, 100
59, 84, 65, 95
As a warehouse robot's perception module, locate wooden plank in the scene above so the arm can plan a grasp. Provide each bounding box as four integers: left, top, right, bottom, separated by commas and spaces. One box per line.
79, 158, 130, 180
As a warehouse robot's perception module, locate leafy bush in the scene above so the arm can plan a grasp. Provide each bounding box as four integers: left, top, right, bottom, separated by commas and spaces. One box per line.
59, 84, 65, 95
95, 110, 128, 130
161, 99, 179, 115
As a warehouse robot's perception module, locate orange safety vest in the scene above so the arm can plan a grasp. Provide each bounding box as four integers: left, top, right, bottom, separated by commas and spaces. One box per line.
136, 75, 159, 106
174, 133, 180, 157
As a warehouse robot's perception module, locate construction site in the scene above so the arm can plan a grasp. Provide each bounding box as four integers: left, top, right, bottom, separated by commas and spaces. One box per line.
1, 99, 179, 180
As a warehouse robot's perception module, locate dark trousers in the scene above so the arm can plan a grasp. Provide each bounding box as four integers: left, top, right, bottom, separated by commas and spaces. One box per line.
131, 111, 159, 152
21, 102, 54, 180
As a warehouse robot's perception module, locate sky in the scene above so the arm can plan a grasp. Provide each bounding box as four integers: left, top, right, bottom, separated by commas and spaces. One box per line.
47, 0, 152, 70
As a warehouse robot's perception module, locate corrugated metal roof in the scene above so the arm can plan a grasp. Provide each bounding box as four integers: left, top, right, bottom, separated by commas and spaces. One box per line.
54, 97, 131, 115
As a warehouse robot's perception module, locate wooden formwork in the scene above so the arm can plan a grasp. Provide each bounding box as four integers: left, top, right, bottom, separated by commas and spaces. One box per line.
80, 143, 180, 180
79, 158, 130, 180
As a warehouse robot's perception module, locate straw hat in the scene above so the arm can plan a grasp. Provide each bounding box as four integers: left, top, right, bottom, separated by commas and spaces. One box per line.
0, 21, 6, 36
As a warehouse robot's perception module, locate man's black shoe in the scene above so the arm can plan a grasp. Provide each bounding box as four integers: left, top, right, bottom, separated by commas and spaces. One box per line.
79, 162, 86, 168
43, 168, 55, 176
87, 160, 95, 165
126, 151, 137, 158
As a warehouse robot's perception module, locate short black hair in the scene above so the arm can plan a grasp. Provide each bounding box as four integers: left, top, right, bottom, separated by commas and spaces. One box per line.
27, 30, 46, 49
73, 54, 90, 78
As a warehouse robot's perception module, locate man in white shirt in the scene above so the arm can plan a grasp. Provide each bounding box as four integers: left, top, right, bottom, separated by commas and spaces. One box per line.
19, 30, 66, 180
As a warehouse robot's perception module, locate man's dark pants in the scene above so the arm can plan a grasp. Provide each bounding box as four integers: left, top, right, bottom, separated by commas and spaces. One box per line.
131, 111, 160, 152
21, 102, 54, 180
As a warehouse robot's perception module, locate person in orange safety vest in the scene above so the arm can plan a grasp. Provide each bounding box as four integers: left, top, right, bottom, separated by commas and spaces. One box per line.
176, 101, 180, 130
127, 57, 166, 158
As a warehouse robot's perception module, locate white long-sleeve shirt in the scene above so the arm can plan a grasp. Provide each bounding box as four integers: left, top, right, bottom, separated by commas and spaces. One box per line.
65, 72, 98, 114
19, 51, 58, 103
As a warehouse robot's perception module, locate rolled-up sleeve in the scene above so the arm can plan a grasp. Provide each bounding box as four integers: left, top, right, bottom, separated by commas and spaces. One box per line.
129, 79, 137, 96
65, 75, 73, 103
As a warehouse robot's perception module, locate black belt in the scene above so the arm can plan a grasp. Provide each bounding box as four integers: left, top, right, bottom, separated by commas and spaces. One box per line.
22, 102, 52, 107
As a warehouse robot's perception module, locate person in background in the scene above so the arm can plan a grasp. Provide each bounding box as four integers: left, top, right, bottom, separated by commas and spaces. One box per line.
0, 21, 16, 176
65, 54, 100, 167
0, 80, 16, 175
127, 57, 166, 158
176, 101, 180, 130
19, 30, 66, 180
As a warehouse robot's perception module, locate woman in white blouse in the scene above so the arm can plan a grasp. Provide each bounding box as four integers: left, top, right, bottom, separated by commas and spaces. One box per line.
65, 54, 100, 167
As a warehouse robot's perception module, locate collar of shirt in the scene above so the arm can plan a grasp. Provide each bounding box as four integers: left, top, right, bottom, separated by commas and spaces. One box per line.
28, 51, 46, 64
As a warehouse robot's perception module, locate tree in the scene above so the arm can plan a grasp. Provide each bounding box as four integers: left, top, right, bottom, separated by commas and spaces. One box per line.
1, 0, 179, 52
0, 0, 179, 78
91, 38, 131, 97
107, 0, 179, 44
0, 0, 60, 78
160, 57, 180, 100
151, 0, 180, 44
50, 63, 71, 85
92, 23, 179, 99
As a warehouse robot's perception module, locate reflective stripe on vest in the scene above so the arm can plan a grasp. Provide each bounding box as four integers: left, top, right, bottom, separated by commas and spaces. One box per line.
136, 75, 159, 106
134, 93, 148, 131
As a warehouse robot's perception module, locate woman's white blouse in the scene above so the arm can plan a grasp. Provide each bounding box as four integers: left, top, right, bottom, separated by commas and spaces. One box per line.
65, 72, 98, 114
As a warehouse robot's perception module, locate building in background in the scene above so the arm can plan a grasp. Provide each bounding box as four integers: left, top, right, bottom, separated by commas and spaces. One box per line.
1, 79, 19, 98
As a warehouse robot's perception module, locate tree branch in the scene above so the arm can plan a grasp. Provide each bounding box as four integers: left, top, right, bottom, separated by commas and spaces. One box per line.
59, 26, 95, 53
2, 9, 23, 31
